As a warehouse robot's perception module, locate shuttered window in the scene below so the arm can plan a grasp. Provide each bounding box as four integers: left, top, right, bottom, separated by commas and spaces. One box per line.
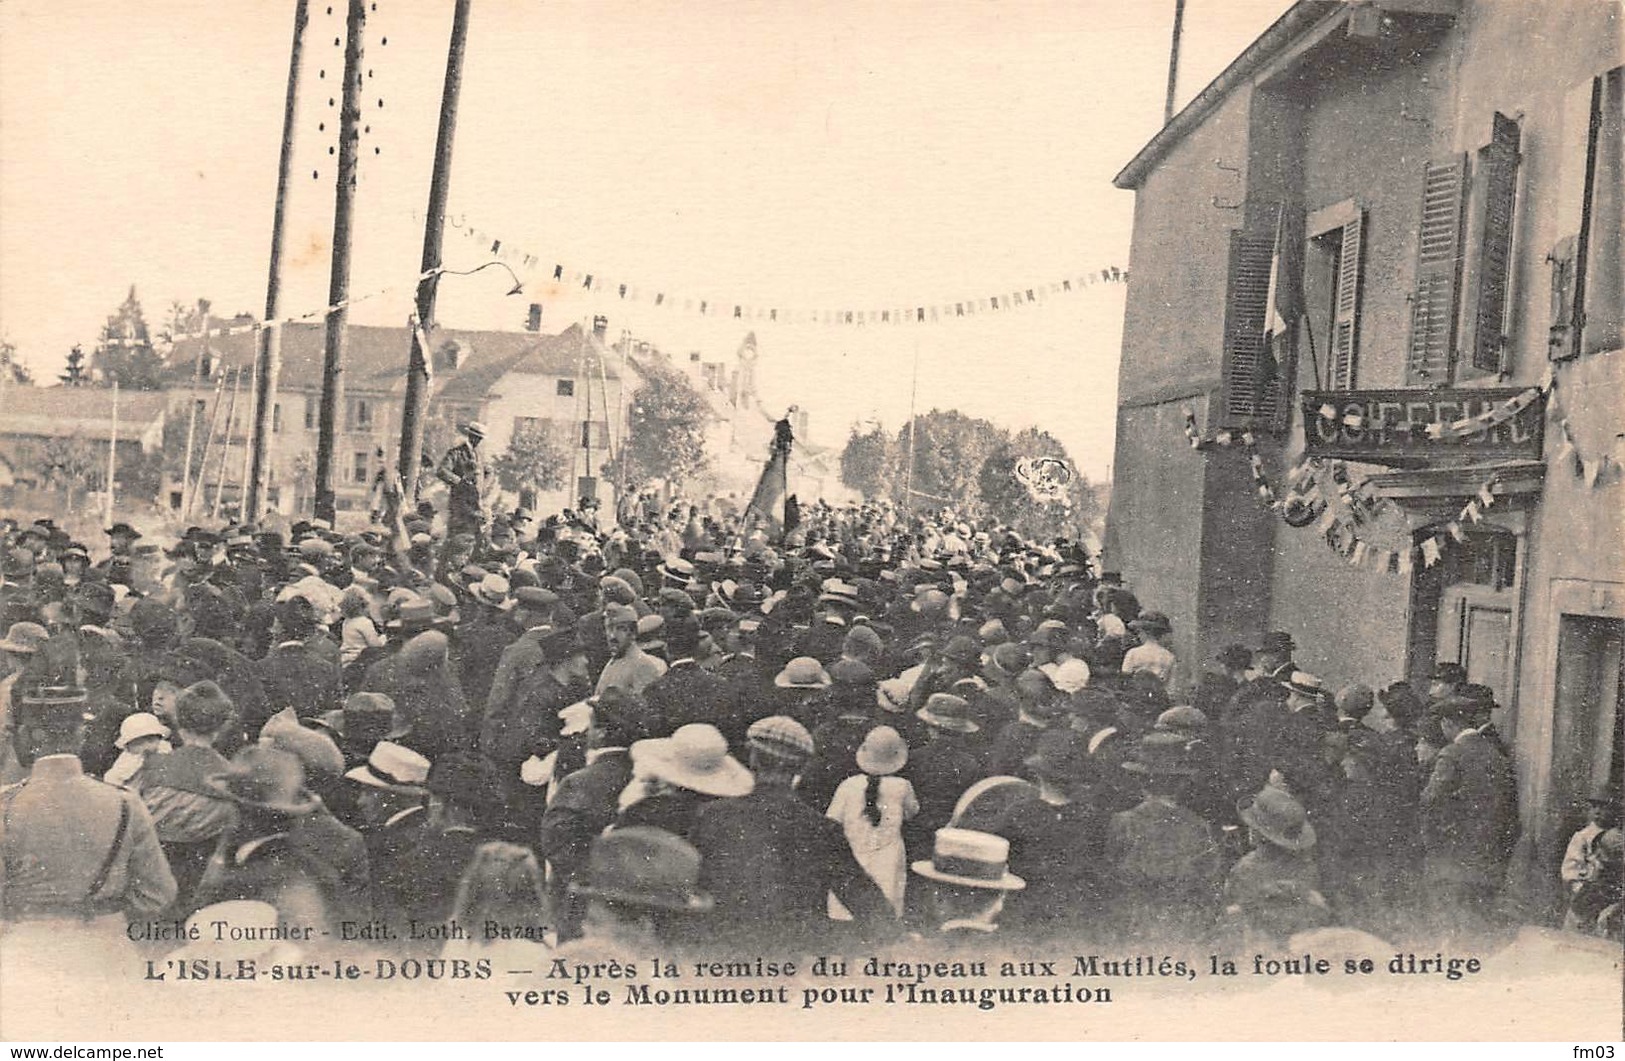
1406, 155, 1468, 384
1328, 210, 1365, 388
1219, 231, 1280, 426
1551, 67, 1624, 360
1467, 114, 1522, 373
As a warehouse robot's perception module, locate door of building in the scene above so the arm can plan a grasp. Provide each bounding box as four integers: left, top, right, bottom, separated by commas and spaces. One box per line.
1433, 531, 1519, 709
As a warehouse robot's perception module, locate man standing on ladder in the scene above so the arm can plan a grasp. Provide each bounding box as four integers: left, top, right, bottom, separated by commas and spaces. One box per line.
436, 420, 489, 541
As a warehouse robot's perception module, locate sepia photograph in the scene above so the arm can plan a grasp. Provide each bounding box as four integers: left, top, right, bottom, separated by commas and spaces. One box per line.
0, 0, 1621, 1045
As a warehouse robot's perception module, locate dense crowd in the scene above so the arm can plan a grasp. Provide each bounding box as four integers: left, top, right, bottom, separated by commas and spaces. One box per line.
0, 490, 1619, 977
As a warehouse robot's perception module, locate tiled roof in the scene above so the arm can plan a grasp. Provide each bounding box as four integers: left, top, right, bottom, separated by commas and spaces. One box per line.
0, 386, 168, 442
168, 322, 617, 401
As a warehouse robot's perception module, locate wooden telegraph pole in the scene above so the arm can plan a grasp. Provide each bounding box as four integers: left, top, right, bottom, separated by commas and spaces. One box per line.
399, 0, 474, 504
314, 0, 366, 525
246, 0, 310, 522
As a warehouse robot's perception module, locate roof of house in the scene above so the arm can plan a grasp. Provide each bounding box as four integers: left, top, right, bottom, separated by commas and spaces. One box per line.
1112, 1, 1468, 189
0, 386, 168, 442
168, 321, 617, 402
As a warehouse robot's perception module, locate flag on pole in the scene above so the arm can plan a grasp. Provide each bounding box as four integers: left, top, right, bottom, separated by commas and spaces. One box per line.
745, 415, 794, 539
1259, 204, 1289, 402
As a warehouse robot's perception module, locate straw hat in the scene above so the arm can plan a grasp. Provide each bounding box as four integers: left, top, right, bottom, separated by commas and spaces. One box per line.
344, 740, 432, 795
630, 723, 754, 798
911, 828, 1026, 891
855, 725, 908, 776
774, 656, 832, 689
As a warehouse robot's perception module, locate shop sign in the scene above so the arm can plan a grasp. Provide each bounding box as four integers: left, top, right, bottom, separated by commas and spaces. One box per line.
1301, 387, 1545, 463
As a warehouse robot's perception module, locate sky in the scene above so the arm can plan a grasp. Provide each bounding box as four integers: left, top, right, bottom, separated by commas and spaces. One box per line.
0, 0, 1292, 482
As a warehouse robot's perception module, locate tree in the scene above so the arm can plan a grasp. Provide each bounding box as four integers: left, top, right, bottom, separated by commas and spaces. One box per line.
0, 338, 32, 385
977, 426, 1103, 540
61, 344, 90, 386
896, 408, 1006, 518
493, 421, 570, 494
36, 433, 100, 511
93, 286, 167, 390
620, 358, 712, 488
839, 423, 898, 498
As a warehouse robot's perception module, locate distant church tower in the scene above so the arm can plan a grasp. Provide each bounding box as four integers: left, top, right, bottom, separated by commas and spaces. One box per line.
733, 332, 759, 410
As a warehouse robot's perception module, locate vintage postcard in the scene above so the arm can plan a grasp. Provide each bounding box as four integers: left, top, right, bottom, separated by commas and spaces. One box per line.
0, 0, 1621, 1044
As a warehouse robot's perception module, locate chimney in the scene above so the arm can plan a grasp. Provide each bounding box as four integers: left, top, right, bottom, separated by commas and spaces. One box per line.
526, 303, 543, 332
592, 315, 609, 339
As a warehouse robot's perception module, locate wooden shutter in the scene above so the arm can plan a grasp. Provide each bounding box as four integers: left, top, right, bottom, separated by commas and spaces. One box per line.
1405, 155, 1468, 384
1550, 75, 1605, 360
1220, 231, 1279, 425
1468, 113, 1521, 372
1330, 210, 1365, 388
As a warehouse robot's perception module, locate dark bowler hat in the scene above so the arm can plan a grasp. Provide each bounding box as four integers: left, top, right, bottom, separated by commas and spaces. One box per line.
1122, 730, 1200, 776
106, 522, 143, 540
569, 827, 714, 913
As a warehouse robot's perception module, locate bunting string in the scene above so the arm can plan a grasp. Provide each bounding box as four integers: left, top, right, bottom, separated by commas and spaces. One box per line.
438, 212, 1129, 327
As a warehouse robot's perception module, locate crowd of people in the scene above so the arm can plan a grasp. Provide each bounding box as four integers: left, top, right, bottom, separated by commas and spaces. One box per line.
0, 490, 1619, 978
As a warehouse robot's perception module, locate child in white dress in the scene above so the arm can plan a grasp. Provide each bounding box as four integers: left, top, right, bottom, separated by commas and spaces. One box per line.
826, 725, 918, 917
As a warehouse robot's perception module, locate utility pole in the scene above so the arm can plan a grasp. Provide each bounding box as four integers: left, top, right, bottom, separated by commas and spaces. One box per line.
399, 0, 473, 504
247, 0, 310, 522
1164, 0, 1186, 126
104, 381, 118, 528
180, 300, 210, 516
314, 0, 366, 525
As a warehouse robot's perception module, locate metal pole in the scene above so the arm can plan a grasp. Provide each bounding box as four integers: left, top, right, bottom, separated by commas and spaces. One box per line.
180, 301, 210, 515
247, 0, 308, 522
1164, 0, 1186, 126
314, 0, 367, 525
399, 0, 472, 504
104, 381, 118, 528
212, 368, 243, 520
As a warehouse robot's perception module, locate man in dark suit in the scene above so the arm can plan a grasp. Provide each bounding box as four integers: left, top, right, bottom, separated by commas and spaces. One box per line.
1421, 694, 1518, 940
538, 690, 657, 943
690, 715, 894, 951
641, 618, 728, 734
252, 597, 341, 732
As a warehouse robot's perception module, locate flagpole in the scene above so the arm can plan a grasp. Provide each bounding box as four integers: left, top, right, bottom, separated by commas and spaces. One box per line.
904, 335, 919, 520
104, 380, 118, 528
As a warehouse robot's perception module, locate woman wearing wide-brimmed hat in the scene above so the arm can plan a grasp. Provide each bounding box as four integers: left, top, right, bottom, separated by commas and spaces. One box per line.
616, 723, 753, 838
826, 725, 918, 917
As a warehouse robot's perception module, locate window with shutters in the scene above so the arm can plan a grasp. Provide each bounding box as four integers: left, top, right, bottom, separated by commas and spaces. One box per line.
1465, 113, 1522, 375
1219, 230, 1282, 427
1406, 155, 1469, 384
1305, 200, 1365, 390
1552, 66, 1624, 360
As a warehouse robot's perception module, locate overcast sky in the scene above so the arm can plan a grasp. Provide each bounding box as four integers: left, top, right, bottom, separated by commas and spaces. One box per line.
0, 0, 1291, 481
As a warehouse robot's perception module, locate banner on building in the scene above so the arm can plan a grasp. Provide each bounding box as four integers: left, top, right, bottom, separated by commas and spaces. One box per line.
1301, 387, 1546, 463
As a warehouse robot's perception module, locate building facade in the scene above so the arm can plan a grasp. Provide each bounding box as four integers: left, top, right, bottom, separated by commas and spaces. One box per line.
166, 320, 624, 518
1104, 0, 1622, 917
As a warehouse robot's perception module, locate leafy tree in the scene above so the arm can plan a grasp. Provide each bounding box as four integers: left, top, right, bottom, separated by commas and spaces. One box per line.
93, 285, 167, 390
620, 357, 711, 488
0, 338, 32, 385
896, 408, 1005, 518
61, 344, 90, 386
37, 433, 101, 511
493, 421, 569, 493
839, 423, 898, 498
978, 426, 1103, 540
